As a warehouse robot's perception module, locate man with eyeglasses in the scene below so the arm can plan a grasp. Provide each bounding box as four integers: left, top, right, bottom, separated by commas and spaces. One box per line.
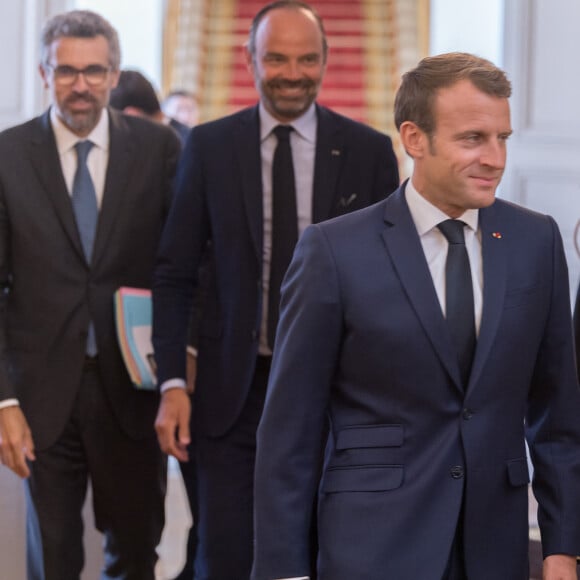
0, 10, 180, 580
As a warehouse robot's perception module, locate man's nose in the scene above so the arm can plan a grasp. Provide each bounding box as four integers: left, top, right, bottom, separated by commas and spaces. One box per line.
481, 140, 506, 168
283, 60, 302, 79
71, 71, 89, 92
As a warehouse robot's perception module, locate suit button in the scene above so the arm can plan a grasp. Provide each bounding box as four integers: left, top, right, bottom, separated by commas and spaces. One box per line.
251, 330, 257, 340
450, 466, 464, 479
462, 408, 473, 420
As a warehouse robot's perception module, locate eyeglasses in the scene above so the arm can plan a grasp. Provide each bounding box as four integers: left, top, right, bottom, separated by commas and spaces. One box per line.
46, 64, 112, 87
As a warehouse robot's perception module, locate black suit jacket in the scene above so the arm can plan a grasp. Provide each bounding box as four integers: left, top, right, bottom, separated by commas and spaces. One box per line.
153, 103, 399, 437
0, 108, 180, 449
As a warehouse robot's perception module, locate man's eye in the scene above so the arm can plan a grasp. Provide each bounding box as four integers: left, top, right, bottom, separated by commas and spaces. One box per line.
85, 66, 107, 75
56, 66, 76, 76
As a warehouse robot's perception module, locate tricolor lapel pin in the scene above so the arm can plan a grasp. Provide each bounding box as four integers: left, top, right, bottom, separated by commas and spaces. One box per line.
492, 232, 502, 239
331, 149, 341, 156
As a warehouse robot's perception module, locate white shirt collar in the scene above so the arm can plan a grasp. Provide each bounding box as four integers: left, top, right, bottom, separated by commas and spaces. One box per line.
405, 178, 479, 236
258, 102, 317, 144
50, 106, 110, 155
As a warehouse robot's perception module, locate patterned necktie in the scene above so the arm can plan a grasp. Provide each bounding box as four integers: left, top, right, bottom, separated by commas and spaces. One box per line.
72, 140, 98, 355
437, 219, 476, 386
268, 125, 298, 348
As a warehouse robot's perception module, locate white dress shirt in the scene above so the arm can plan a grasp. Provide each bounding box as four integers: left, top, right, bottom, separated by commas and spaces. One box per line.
0, 108, 110, 411
405, 179, 483, 333
51, 106, 110, 208
258, 102, 317, 356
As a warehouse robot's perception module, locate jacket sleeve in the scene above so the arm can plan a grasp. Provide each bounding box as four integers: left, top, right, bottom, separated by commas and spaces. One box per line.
252, 224, 342, 579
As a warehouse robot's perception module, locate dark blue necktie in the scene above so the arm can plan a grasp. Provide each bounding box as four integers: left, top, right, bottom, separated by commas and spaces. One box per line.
268, 125, 298, 348
438, 219, 476, 386
72, 140, 98, 355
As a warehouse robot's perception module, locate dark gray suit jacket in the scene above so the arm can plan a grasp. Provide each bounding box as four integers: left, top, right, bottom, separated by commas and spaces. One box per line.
0, 108, 180, 449
153, 103, 400, 437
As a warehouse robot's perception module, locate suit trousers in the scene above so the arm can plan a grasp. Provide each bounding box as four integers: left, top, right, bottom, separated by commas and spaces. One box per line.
193, 356, 270, 580
24, 361, 166, 580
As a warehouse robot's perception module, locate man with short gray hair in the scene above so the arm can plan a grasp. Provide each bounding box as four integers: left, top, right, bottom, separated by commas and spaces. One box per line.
0, 10, 180, 579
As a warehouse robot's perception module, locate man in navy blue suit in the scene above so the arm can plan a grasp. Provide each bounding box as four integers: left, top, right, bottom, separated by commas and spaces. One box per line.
152, 1, 399, 578
253, 52, 580, 580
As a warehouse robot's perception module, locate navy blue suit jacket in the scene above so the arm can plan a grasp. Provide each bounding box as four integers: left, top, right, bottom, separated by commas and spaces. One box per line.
153, 104, 399, 437
253, 185, 580, 580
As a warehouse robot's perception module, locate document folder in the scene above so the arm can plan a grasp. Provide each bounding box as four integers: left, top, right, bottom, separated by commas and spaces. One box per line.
114, 287, 157, 390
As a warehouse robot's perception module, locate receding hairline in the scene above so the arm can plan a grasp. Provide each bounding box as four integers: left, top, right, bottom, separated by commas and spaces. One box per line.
247, 1, 328, 60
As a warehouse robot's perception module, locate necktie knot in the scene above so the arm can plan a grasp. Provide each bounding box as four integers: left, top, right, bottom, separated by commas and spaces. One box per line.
75, 140, 94, 164
273, 125, 293, 142
438, 219, 466, 245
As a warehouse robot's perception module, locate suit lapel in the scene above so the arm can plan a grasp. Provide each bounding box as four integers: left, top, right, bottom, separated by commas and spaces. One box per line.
234, 106, 263, 266
30, 112, 86, 262
382, 186, 464, 390
91, 109, 135, 270
312, 105, 343, 222
468, 203, 507, 390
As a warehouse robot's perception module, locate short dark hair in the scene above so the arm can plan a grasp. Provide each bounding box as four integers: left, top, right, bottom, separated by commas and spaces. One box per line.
40, 10, 121, 70
394, 52, 512, 136
247, 1, 328, 62
109, 70, 161, 116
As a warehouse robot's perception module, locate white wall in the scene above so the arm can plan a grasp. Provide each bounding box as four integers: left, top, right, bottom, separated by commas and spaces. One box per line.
502, 0, 580, 297
430, 0, 503, 64
75, 0, 164, 90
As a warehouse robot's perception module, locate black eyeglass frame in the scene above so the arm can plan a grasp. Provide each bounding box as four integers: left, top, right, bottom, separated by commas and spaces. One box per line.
45, 64, 113, 87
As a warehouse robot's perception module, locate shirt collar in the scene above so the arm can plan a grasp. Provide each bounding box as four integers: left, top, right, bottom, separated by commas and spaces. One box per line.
405, 178, 479, 237
258, 102, 317, 144
50, 106, 110, 155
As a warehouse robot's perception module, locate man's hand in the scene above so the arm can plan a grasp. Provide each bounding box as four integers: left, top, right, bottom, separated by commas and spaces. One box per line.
154, 388, 191, 462
0, 406, 35, 478
543, 554, 578, 579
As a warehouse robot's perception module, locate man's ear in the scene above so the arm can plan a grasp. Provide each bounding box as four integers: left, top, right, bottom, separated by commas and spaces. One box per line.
39, 64, 49, 89
244, 44, 255, 76
399, 121, 428, 159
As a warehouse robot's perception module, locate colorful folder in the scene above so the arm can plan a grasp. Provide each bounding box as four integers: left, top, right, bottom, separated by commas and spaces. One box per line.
114, 287, 157, 390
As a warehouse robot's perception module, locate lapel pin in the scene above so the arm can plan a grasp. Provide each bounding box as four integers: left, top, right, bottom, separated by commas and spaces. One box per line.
492, 232, 502, 239
331, 149, 341, 156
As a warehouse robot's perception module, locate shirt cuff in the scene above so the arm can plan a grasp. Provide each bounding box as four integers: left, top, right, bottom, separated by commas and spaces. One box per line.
160, 378, 187, 394
0, 398, 20, 410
